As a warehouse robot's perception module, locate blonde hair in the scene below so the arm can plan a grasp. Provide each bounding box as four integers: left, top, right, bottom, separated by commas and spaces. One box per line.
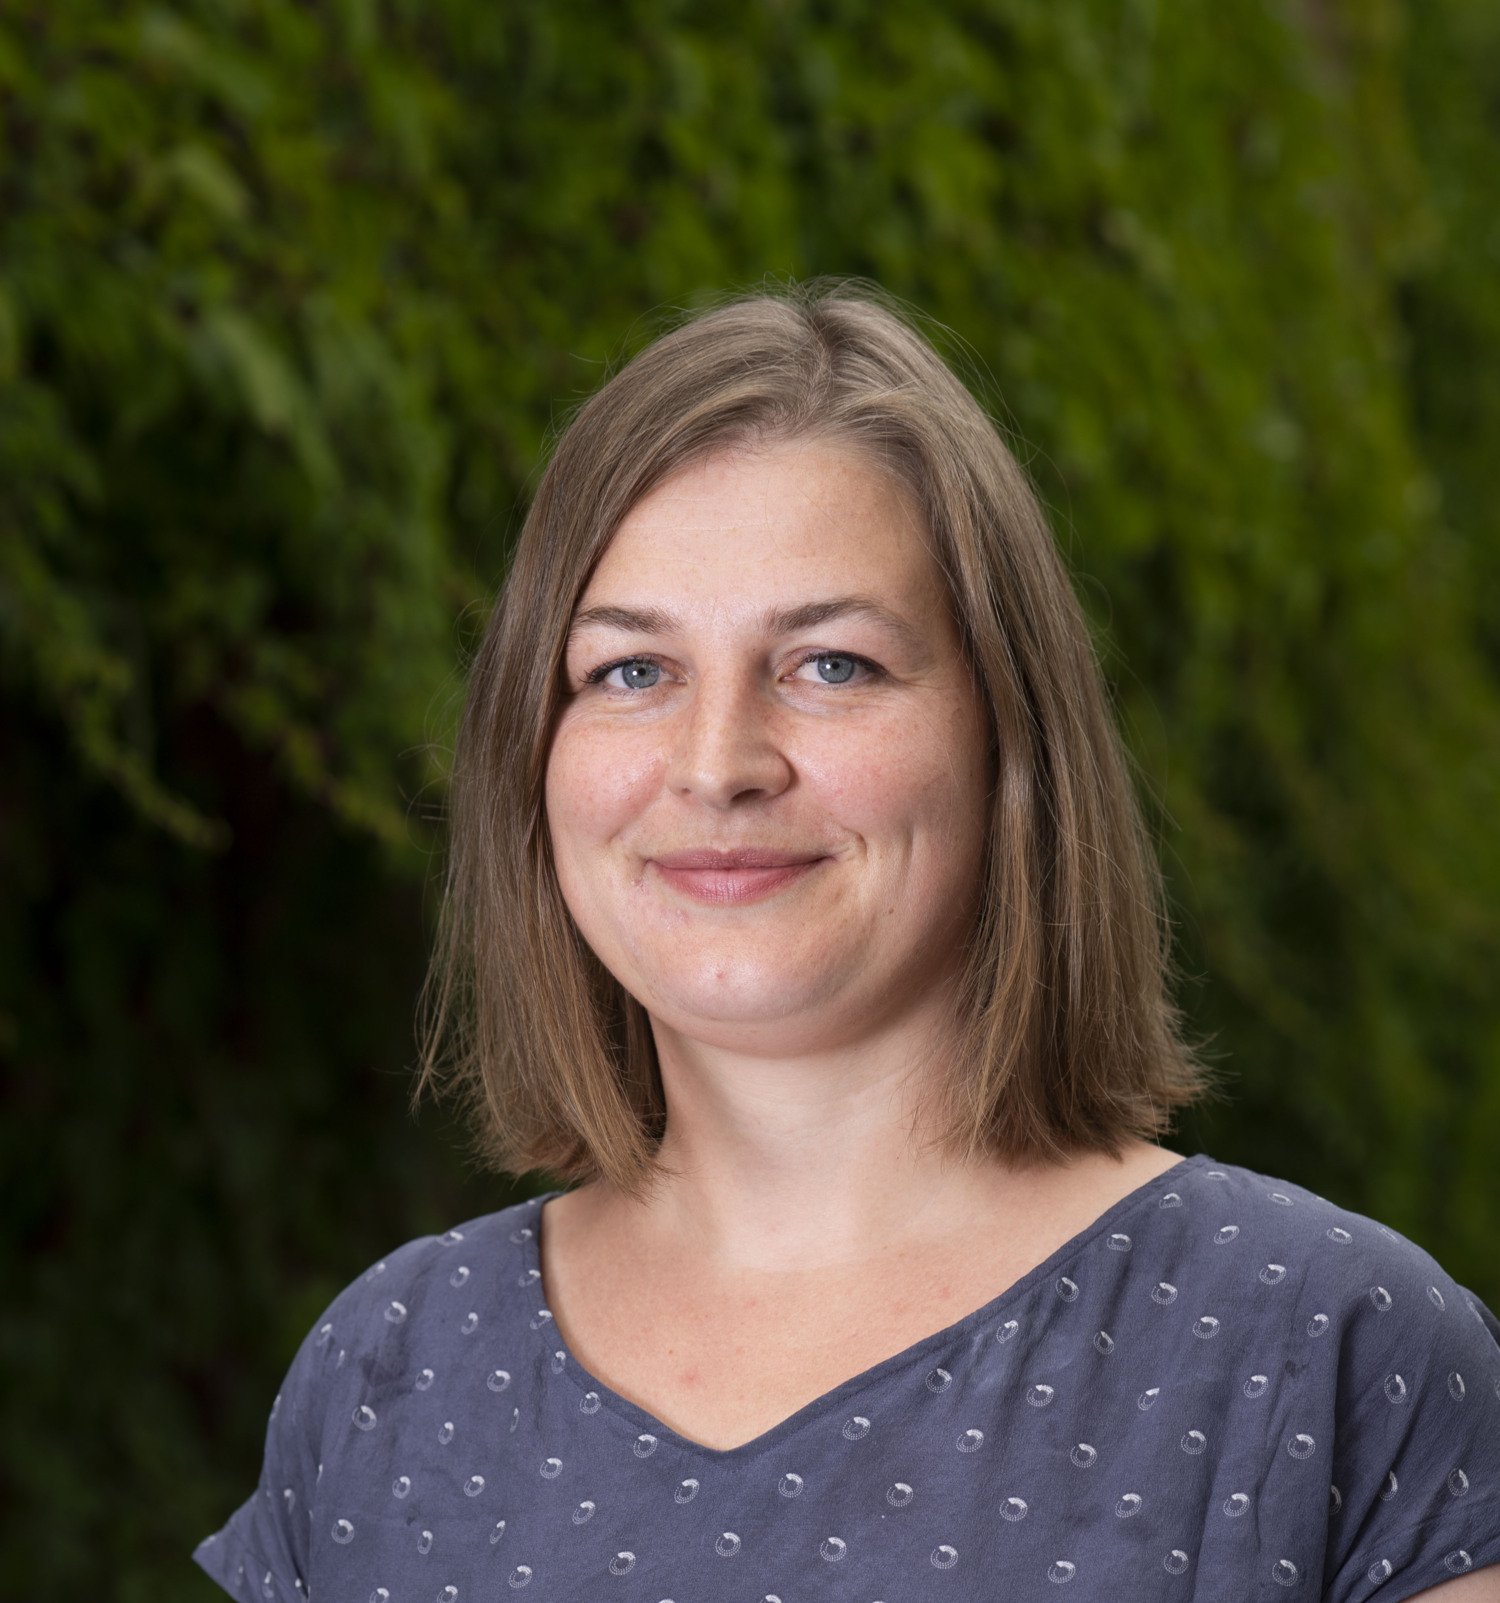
414, 276, 1224, 1202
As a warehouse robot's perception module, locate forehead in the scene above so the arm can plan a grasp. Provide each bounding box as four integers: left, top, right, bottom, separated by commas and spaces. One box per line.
581, 440, 938, 602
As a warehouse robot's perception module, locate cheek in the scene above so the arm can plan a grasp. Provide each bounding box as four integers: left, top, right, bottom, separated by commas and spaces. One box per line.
545, 724, 661, 838
805, 714, 983, 834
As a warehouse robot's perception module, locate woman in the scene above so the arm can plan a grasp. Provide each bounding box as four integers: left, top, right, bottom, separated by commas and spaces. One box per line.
194, 281, 1500, 1601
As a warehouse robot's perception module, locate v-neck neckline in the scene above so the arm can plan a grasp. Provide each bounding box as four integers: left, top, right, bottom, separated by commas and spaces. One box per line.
519, 1151, 1211, 1464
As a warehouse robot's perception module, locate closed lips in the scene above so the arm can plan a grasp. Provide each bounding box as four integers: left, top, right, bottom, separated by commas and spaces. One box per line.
651, 850, 826, 869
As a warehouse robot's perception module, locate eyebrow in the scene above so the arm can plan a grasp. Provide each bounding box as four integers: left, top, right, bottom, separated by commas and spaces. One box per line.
566, 595, 929, 655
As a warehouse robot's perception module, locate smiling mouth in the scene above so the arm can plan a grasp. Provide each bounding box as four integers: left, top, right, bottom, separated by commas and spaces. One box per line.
650, 858, 826, 906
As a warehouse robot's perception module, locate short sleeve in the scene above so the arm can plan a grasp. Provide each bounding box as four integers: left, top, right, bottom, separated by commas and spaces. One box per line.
191, 1254, 391, 1602
1317, 1224, 1500, 1603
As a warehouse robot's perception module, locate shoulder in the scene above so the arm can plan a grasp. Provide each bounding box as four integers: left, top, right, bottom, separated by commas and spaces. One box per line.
1180, 1156, 1495, 1334
193, 1194, 549, 1596
305, 1196, 544, 1373
1178, 1158, 1500, 1601
1170, 1154, 1499, 1386
1154, 1155, 1489, 1314
270, 1195, 546, 1446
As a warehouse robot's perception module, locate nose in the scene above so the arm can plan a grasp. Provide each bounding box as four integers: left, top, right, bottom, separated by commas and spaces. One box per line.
663, 665, 795, 808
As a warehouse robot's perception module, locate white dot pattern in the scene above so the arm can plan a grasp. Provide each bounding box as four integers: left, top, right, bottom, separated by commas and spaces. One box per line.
192, 1153, 1500, 1599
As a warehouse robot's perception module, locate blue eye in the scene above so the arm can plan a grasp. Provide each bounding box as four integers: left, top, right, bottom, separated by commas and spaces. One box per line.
585, 658, 663, 691
582, 651, 883, 693
804, 652, 863, 685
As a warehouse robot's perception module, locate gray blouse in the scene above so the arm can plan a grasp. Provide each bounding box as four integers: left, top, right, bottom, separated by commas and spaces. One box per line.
193, 1151, 1500, 1600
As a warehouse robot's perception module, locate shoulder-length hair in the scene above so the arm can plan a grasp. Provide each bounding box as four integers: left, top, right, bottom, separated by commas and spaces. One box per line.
414, 276, 1223, 1202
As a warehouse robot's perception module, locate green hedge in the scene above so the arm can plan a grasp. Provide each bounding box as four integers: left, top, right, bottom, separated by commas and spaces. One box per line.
2, 0, 1497, 1592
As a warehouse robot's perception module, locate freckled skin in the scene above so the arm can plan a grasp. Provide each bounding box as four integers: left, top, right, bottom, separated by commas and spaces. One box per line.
544, 439, 994, 1066
536, 469, 1197, 1460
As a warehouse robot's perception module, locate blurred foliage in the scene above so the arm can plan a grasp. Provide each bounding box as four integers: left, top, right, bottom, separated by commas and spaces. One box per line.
2, 0, 1498, 1593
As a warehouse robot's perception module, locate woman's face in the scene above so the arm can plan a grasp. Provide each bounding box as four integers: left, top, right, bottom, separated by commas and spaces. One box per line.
546, 438, 994, 1058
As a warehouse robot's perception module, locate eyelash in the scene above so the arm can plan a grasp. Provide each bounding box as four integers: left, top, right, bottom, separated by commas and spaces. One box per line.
581, 649, 885, 693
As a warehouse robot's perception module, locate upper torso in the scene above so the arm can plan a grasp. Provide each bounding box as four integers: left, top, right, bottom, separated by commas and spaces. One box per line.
537, 1140, 1186, 1453
193, 1150, 1500, 1602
